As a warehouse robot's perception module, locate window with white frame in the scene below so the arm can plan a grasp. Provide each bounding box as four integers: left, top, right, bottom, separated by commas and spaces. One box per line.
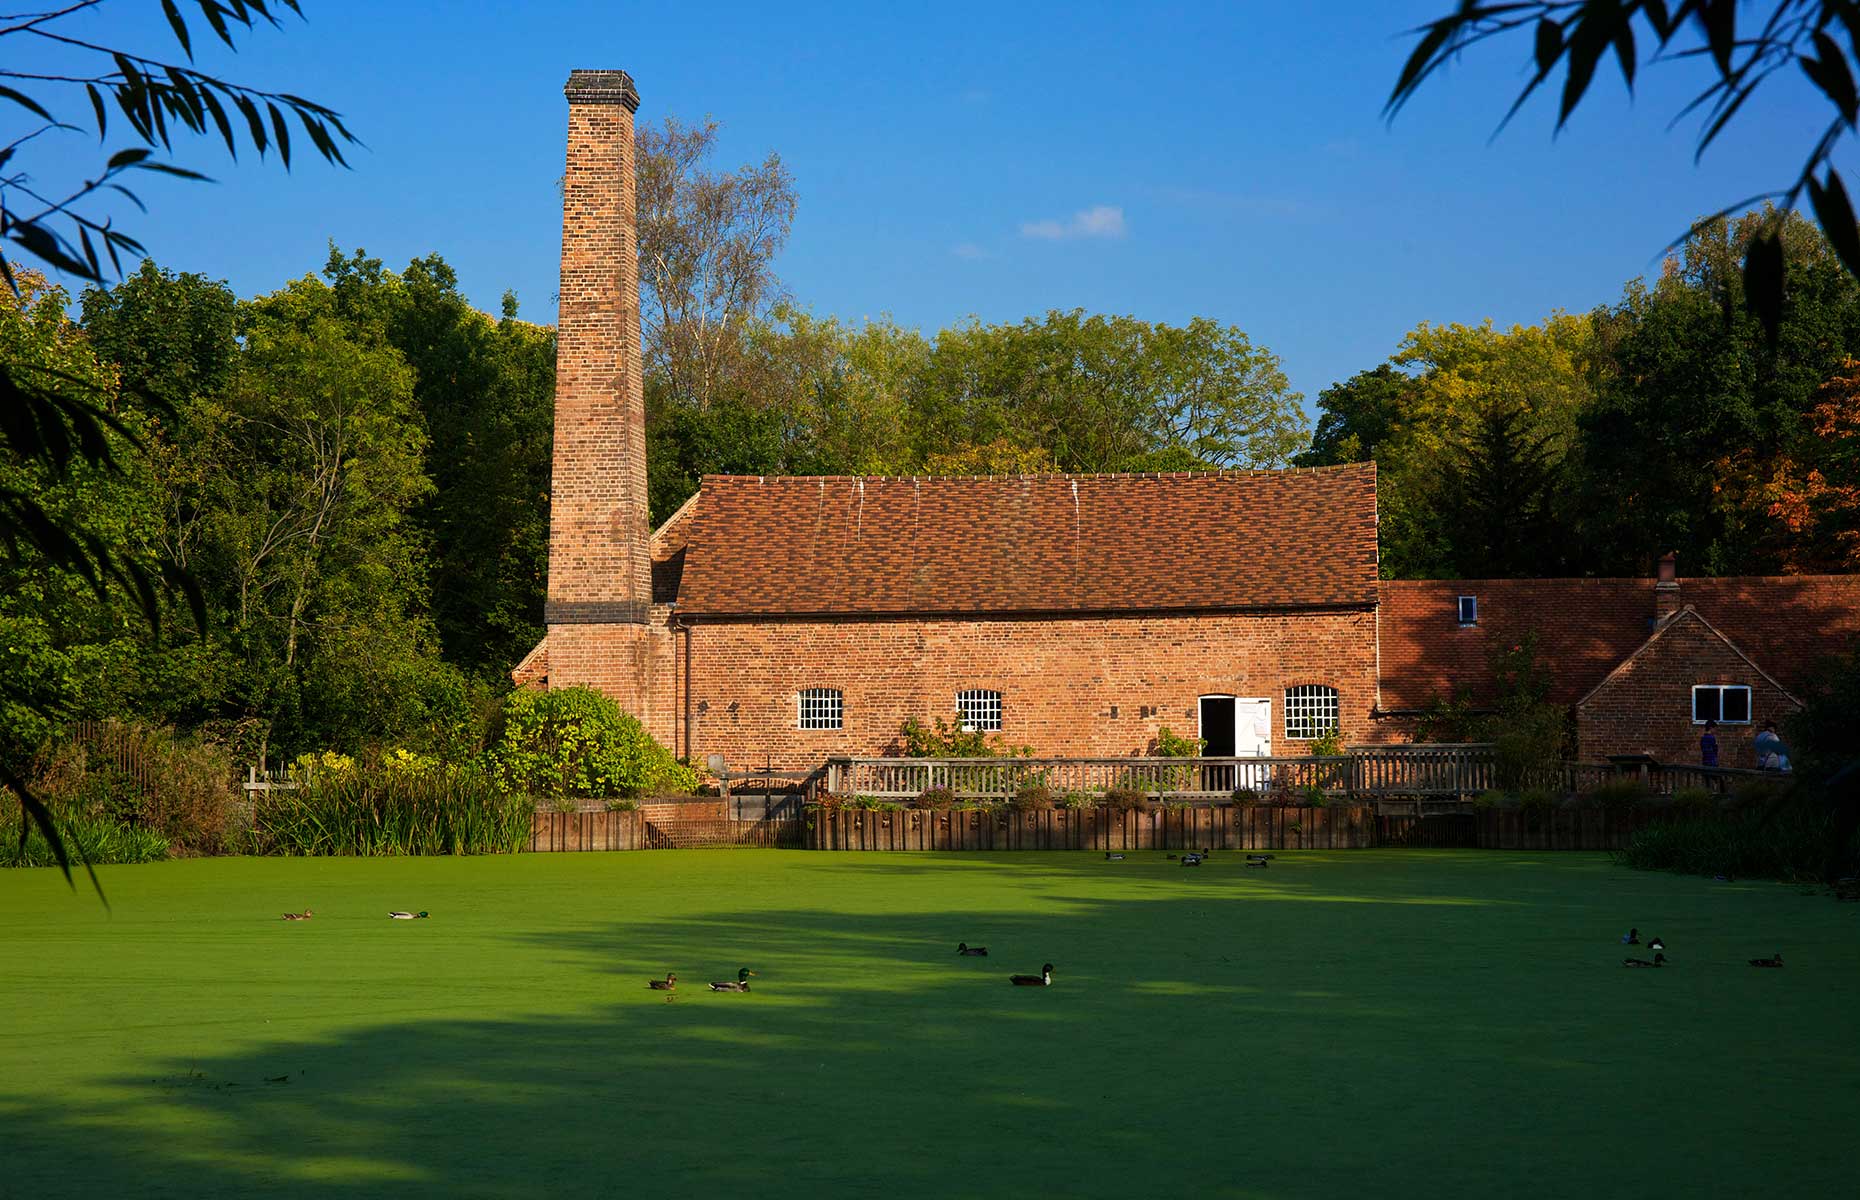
956, 689, 1003, 732
1283, 685, 1340, 740
798, 688, 843, 730
1457, 595, 1478, 625
1692, 684, 1751, 725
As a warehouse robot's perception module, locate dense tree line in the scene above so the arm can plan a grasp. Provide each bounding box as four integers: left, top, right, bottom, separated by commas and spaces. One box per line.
1299, 208, 1860, 579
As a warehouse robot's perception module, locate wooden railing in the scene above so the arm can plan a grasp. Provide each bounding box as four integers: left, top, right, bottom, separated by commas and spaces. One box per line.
823, 745, 1497, 803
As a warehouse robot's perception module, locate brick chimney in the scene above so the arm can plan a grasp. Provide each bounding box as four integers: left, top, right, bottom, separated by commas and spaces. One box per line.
1654, 551, 1681, 621
544, 69, 653, 711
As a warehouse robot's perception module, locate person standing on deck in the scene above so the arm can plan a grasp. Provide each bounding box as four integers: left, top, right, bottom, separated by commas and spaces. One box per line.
1700, 720, 1720, 768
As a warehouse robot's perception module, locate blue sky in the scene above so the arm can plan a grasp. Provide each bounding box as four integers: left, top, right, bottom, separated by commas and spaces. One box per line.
30, 1, 1823, 411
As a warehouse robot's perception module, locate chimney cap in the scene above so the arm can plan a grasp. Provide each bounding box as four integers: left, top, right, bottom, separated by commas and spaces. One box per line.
565, 69, 640, 111
1656, 551, 1678, 584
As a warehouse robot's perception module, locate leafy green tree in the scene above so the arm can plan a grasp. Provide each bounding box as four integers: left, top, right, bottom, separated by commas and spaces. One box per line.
1296, 365, 1415, 467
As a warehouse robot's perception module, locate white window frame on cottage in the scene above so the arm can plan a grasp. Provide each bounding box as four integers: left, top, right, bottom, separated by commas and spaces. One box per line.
1283, 685, 1340, 741
1457, 595, 1478, 625
1691, 684, 1752, 725
955, 689, 1003, 732
797, 688, 843, 730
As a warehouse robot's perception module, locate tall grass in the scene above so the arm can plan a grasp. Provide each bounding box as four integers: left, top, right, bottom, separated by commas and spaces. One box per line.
252, 766, 535, 857
1, 800, 169, 867
1615, 807, 1859, 882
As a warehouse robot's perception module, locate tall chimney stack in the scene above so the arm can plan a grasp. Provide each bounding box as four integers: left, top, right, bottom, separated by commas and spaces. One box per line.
544, 69, 653, 711
1654, 551, 1681, 621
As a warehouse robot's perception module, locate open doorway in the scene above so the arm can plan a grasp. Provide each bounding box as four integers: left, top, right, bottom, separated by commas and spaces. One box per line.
1198, 695, 1236, 756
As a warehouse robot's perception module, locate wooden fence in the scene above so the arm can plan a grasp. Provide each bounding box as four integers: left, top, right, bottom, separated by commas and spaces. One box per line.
529, 799, 805, 852
808, 805, 1379, 851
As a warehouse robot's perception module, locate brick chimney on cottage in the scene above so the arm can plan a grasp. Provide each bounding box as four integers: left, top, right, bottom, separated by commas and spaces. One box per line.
543, 69, 654, 714
1654, 551, 1681, 622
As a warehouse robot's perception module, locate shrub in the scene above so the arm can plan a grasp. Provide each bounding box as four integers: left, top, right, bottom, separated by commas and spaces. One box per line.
899, 716, 1032, 758
1102, 785, 1147, 814
1059, 789, 1095, 810
1518, 787, 1558, 812
485, 687, 695, 803
27, 723, 240, 856
1308, 729, 1345, 758
1617, 807, 1859, 882
1232, 788, 1259, 807
915, 786, 956, 811
1302, 784, 1327, 807
252, 763, 534, 856
1152, 726, 1204, 757
1008, 784, 1056, 812
1471, 790, 1507, 810
1588, 780, 1645, 813
1671, 787, 1716, 815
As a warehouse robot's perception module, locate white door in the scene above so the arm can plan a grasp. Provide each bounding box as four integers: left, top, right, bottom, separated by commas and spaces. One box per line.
1235, 698, 1272, 757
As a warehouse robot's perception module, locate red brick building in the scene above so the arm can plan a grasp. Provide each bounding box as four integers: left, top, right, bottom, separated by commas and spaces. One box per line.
518, 68, 1860, 773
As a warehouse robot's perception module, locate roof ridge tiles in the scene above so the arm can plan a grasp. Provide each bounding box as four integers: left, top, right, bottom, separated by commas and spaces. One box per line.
696, 462, 1375, 485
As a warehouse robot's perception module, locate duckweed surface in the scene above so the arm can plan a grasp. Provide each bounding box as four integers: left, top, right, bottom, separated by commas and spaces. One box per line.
2, 851, 1855, 1197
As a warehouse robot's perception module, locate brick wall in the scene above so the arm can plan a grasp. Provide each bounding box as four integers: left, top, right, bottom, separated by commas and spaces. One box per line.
674, 608, 1378, 770
1577, 612, 1798, 768
546, 70, 654, 708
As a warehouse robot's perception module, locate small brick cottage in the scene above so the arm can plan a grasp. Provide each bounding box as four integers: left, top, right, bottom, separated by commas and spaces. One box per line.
515, 69, 1860, 773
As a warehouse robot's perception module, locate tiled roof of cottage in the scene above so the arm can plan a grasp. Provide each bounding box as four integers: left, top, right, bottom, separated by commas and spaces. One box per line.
672, 463, 1378, 616
1378, 575, 1860, 710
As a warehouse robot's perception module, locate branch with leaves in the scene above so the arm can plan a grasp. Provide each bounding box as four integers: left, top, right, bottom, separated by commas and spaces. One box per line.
1387, 0, 1860, 334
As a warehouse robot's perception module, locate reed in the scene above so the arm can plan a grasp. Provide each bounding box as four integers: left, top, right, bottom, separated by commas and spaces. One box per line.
252, 765, 534, 857
1614, 807, 1858, 882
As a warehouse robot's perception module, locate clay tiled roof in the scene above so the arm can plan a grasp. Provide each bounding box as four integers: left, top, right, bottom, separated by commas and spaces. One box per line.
1378, 575, 1860, 710
673, 464, 1378, 616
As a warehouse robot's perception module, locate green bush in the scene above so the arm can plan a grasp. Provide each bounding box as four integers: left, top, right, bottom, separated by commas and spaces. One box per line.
900, 716, 1033, 758
484, 687, 695, 803
1671, 787, 1716, 815
1152, 726, 1204, 756
1588, 780, 1645, 813
1102, 786, 1147, 814
28, 723, 241, 856
252, 763, 533, 856
1007, 784, 1056, 812
1302, 784, 1327, 807
1471, 790, 1506, 810
1232, 788, 1259, 807
1059, 789, 1096, 809
915, 786, 956, 811
1308, 729, 1345, 758
1518, 787, 1559, 812
1616, 808, 1859, 882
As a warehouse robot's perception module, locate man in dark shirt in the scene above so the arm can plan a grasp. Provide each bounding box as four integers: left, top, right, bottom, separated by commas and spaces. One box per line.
1700, 720, 1719, 768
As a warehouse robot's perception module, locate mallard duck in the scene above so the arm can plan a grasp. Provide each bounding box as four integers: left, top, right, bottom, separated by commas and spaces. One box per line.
1245, 853, 1273, 862
1244, 859, 1269, 869
1009, 963, 1054, 987
957, 943, 988, 956
1748, 953, 1784, 968
1104, 852, 1125, 861
281, 909, 313, 921
1180, 854, 1202, 866
1623, 953, 1666, 968
646, 973, 677, 991
1647, 936, 1665, 951
1621, 928, 1639, 945
709, 968, 757, 992
388, 911, 429, 920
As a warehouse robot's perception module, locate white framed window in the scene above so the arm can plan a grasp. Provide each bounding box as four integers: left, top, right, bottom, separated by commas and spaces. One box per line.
798, 688, 843, 730
1457, 595, 1478, 625
1283, 685, 1340, 740
956, 689, 1003, 732
1692, 685, 1751, 725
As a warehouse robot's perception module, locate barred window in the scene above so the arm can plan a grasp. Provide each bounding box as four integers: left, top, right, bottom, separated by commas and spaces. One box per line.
956, 689, 1003, 732
1283, 685, 1339, 741
798, 688, 843, 730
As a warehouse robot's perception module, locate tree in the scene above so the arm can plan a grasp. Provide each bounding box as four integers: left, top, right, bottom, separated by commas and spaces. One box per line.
1387, 1, 1860, 334
636, 115, 797, 412
1, 1, 355, 879
1765, 358, 1860, 568
1295, 364, 1415, 467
